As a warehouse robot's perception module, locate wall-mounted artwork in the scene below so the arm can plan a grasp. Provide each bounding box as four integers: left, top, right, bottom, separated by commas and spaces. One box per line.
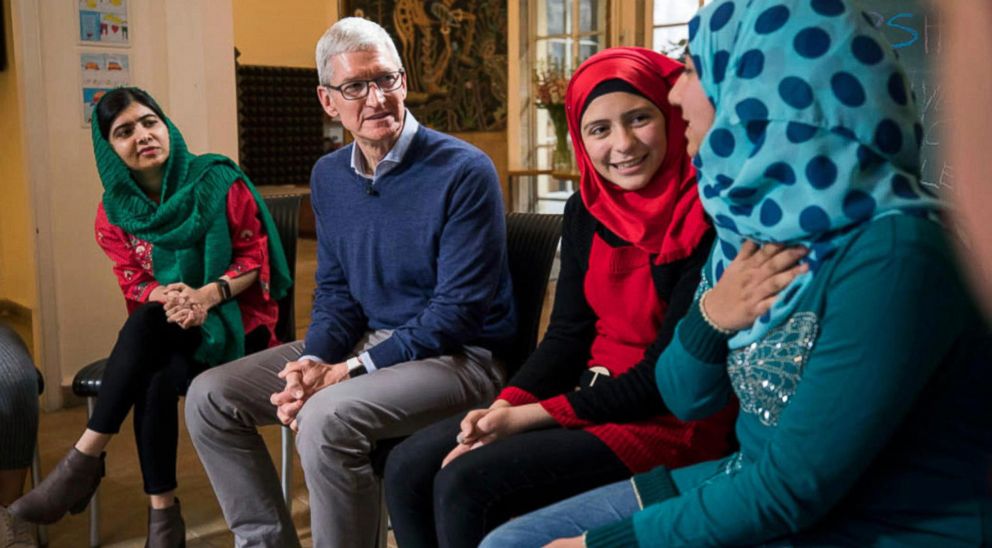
341, 0, 507, 132
80, 52, 130, 125
78, 0, 129, 45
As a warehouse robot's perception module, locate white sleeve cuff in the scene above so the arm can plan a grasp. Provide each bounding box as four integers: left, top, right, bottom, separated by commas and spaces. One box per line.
359, 351, 377, 372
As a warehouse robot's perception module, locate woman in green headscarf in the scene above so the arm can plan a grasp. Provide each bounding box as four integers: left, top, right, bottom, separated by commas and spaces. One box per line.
10, 87, 292, 547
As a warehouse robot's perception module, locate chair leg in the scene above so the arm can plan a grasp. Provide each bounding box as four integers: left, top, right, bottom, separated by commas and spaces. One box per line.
31, 445, 48, 546
281, 426, 293, 514
376, 485, 388, 548
86, 397, 100, 548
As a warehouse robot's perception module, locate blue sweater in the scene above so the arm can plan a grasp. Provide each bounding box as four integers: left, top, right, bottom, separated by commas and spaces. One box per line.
588, 215, 992, 547
302, 126, 516, 368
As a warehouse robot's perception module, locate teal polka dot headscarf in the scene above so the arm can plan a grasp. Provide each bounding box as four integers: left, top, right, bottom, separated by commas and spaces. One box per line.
689, 0, 942, 348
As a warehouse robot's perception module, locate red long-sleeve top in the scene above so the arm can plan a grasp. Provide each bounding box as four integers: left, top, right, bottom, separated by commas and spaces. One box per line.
496, 194, 736, 473
94, 180, 280, 347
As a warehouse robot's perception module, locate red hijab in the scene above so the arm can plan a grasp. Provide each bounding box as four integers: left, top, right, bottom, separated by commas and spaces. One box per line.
566, 47, 709, 265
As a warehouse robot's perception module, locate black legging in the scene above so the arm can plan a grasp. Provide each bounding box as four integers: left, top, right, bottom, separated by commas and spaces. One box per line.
87, 302, 266, 494
384, 412, 631, 548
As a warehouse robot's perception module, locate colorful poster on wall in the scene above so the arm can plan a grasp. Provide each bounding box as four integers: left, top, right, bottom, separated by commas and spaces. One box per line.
81, 53, 130, 125
78, 0, 129, 45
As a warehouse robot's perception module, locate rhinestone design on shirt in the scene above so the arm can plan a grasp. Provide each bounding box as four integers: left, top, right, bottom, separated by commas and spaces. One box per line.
700, 451, 748, 487
728, 312, 819, 427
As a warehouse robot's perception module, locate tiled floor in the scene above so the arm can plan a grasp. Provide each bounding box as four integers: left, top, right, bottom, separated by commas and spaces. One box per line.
33, 237, 554, 547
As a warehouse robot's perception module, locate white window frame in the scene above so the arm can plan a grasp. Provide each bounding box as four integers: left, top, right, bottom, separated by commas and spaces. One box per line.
528, 0, 609, 172
647, 0, 709, 58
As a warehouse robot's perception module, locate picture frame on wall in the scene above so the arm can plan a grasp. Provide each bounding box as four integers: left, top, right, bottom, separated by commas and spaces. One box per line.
80, 51, 130, 126
336, 0, 508, 132
77, 0, 130, 46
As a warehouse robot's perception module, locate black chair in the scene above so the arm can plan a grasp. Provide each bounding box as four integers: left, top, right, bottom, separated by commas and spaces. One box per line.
71, 194, 301, 547
263, 195, 303, 509
263, 195, 303, 345
360, 212, 563, 545
500, 212, 565, 377
366, 212, 563, 473
275, 212, 564, 526
30, 368, 48, 547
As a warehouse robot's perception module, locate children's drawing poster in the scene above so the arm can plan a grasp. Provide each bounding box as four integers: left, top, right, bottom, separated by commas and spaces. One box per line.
81, 53, 130, 125
78, 0, 129, 45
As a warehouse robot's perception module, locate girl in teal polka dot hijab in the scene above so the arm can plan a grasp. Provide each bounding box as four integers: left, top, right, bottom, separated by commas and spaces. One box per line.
478, 2, 990, 547
688, 0, 941, 347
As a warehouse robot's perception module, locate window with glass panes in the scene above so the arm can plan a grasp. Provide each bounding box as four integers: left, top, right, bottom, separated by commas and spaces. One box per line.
527, 0, 608, 212
653, 0, 709, 59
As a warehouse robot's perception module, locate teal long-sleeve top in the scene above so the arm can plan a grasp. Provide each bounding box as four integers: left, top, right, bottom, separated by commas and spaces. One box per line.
587, 215, 992, 547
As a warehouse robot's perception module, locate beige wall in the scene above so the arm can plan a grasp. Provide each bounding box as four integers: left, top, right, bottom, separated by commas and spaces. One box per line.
0, 0, 35, 311
10, 0, 238, 406
233, 0, 338, 67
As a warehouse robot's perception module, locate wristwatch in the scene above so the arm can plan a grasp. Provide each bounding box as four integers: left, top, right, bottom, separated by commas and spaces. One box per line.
346, 356, 368, 377
214, 278, 233, 302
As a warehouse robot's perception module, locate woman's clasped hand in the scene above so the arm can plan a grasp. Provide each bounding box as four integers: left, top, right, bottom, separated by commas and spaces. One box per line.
158, 282, 221, 329
442, 400, 554, 468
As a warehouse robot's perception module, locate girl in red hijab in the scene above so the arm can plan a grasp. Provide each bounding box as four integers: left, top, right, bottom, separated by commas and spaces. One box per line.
383, 47, 736, 548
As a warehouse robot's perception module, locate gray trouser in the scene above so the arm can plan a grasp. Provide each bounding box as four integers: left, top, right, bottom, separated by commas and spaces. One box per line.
184, 330, 504, 548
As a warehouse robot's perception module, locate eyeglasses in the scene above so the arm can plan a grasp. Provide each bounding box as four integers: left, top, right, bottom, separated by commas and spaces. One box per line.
324, 70, 405, 100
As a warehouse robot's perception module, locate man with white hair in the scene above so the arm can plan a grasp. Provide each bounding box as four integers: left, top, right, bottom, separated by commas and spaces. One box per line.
185, 17, 515, 547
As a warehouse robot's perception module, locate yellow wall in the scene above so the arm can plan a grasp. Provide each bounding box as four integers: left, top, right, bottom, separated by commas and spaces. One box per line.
233, 0, 338, 67
0, 0, 36, 310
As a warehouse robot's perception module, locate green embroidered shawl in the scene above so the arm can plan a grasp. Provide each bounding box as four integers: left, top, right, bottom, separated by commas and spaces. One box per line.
93, 103, 292, 366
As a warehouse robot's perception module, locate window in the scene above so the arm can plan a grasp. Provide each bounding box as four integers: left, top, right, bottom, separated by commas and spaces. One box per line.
510, 1, 709, 212
527, 0, 609, 212
532, 0, 608, 169
533, 0, 608, 72
652, 0, 709, 59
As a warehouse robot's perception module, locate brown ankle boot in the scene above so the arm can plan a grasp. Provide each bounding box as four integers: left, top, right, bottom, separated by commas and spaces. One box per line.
145, 498, 186, 548
8, 447, 105, 524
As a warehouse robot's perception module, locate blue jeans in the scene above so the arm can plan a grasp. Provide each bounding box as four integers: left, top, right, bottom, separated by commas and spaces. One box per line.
479, 478, 640, 548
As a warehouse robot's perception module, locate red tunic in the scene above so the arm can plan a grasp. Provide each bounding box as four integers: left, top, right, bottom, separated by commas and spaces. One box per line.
499, 233, 735, 473
94, 180, 280, 348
